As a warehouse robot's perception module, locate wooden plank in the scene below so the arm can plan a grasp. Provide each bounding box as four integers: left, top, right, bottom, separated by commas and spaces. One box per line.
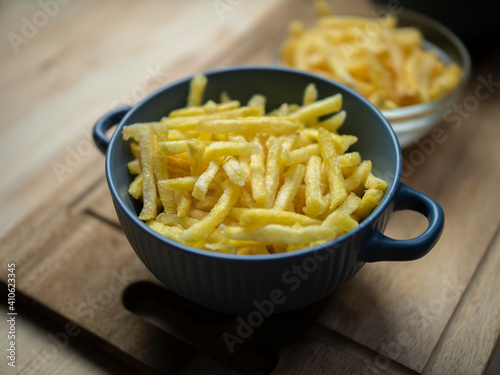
422, 226, 500, 374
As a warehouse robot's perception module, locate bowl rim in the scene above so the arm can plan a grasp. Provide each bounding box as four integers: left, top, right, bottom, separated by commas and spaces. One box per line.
105, 65, 402, 262
273, 8, 471, 123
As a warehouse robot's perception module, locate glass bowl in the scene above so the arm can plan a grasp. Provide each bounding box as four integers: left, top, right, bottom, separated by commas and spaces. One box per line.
273, 9, 471, 148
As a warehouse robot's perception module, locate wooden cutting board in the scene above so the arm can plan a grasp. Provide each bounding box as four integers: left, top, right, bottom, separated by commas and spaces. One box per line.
1, 0, 500, 373
2, 68, 500, 373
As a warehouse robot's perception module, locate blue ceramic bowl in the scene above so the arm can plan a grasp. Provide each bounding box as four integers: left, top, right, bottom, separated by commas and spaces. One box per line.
93, 66, 444, 314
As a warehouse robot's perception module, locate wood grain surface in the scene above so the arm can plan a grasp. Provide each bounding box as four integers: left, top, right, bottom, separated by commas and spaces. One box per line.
1, 0, 499, 374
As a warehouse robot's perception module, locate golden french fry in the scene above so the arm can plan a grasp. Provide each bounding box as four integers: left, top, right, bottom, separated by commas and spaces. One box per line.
247, 94, 266, 109
186, 140, 206, 176
336, 192, 362, 215
158, 176, 198, 191
159, 141, 188, 156
273, 164, 306, 211
345, 160, 371, 193
174, 191, 191, 218
303, 83, 318, 106
290, 94, 342, 123
155, 212, 199, 229
238, 208, 321, 226
137, 126, 158, 220
304, 155, 328, 217
223, 156, 247, 187
130, 142, 141, 162
187, 73, 207, 107
192, 161, 220, 201
220, 223, 335, 244
169, 100, 240, 117
316, 110, 346, 132
318, 128, 346, 208
147, 220, 184, 242
168, 106, 263, 132
205, 141, 260, 158
128, 173, 143, 200
128, 159, 141, 175
181, 181, 241, 242
249, 136, 268, 206
235, 189, 256, 208
339, 152, 361, 168
284, 144, 320, 165
354, 188, 385, 220
198, 117, 298, 135
365, 173, 388, 191
265, 136, 283, 207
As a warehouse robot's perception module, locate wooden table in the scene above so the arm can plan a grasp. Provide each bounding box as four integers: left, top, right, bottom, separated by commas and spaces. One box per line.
1, 1, 499, 374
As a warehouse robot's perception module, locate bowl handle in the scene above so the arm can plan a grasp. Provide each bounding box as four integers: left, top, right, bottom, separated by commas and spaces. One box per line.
358, 183, 444, 262
92, 106, 132, 154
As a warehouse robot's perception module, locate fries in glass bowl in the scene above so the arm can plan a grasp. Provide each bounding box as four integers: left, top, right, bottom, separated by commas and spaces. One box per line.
276, 4, 471, 147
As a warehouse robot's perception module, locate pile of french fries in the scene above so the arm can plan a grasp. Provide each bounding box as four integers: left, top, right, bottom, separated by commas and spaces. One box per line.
280, 1, 462, 109
123, 73, 387, 255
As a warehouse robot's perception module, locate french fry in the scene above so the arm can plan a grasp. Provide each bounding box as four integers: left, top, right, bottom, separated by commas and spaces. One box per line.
303, 83, 318, 106
284, 144, 320, 165
192, 161, 220, 201
220, 223, 336, 244
316, 110, 346, 132
247, 94, 266, 109
290, 94, 342, 123
354, 188, 385, 220
186, 140, 206, 176
147, 220, 184, 242
345, 160, 371, 193
181, 181, 241, 242
174, 191, 191, 218
137, 126, 158, 220
304, 155, 328, 217
205, 141, 260, 158
159, 141, 188, 155
187, 73, 207, 107
238, 208, 321, 226
265, 136, 283, 207
169, 100, 240, 117
249, 136, 268, 206
168, 106, 263, 132
223, 156, 247, 187
198, 117, 298, 135
128, 173, 143, 200
155, 212, 199, 229
158, 176, 198, 191
318, 128, 346, 209
128, 159, 141, 175
273, 164, 306, 211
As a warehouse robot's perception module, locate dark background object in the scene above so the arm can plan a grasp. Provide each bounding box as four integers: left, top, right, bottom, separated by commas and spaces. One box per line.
372, 0, 500, 58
